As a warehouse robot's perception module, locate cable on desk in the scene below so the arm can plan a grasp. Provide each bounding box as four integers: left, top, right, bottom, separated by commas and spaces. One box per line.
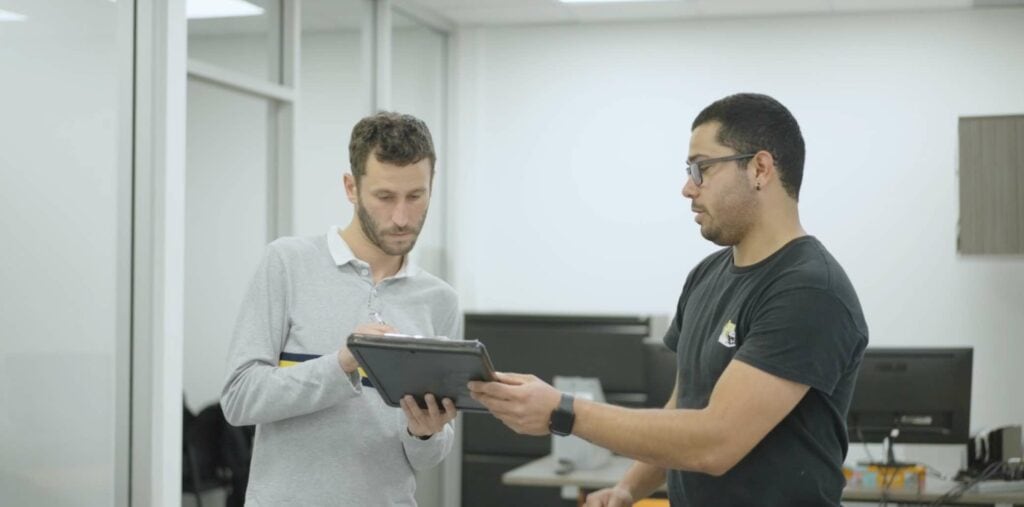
927, 461, 1006, 507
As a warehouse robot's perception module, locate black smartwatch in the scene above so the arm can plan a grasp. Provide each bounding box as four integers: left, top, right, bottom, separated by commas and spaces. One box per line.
549, 393, 576, 436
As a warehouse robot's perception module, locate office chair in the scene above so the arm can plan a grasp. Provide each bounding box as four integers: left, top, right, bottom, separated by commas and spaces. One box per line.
183, 400, 254, 507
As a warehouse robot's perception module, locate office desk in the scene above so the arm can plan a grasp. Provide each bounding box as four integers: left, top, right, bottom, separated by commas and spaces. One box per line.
843, 481, 1024, 506
502, 454, 665, 506
503, 455, 1024, 507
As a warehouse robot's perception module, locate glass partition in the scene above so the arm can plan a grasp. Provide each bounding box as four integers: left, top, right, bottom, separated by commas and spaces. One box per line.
391, 8, 448, 280
188, 0, 282, 82
294, 0, 374, 236
0, 0, 128, 504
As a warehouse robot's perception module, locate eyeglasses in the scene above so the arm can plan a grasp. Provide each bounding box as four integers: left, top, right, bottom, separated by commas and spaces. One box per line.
685, 153, 756, 186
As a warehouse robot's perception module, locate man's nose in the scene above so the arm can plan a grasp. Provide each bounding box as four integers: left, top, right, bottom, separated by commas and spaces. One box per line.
682, 176, 699, 199
391, 201, 410, 227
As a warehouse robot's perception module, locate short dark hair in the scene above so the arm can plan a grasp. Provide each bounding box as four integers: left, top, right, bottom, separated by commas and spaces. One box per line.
349, 112, 436, 185
692, 93, 805, 200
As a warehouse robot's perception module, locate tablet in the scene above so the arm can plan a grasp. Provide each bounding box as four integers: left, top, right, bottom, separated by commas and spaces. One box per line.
347, 333, 497, 413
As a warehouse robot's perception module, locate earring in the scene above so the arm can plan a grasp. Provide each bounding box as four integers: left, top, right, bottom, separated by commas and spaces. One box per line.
756, 183, 761, 191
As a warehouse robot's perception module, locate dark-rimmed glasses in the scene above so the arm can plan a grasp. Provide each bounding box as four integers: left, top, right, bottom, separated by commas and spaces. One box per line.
686, 153, 756, 186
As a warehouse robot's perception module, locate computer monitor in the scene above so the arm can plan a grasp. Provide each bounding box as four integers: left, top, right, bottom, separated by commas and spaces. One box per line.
460, 313, 654, 507
464, 313, 652, 393
847, 347, 972, 446
461, 313, 651, 457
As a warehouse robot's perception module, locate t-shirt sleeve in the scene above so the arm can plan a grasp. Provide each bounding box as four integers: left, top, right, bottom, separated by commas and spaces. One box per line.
664, 264, 703, 352
733, 288, 865, 395
663, 311, 682, 352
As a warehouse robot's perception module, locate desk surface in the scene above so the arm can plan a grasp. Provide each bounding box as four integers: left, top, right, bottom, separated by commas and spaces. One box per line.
503, 454, 667, 492
503, 455, 1024, 505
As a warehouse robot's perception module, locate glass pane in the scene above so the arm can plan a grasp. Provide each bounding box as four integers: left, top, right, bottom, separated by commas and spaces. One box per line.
391, 9, 447, 279
0, 0, 124, 505
390, 11, 449, 507
183, 79, 271, 410
188, 0, 282, 82
294, 0, 373, 236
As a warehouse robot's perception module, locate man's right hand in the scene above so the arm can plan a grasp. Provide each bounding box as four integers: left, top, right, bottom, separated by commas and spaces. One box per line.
583, 486, 635, 507
337, 323, 396, 373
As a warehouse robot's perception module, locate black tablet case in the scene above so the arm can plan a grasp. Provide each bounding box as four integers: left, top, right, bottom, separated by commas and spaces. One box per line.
347, 333, 497, 413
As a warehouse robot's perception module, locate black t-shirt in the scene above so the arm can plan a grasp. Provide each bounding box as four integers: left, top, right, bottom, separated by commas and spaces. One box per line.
663, 236, 868, 507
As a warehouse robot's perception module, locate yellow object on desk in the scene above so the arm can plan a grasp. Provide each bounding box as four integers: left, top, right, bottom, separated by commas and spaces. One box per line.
844, 464, 927, 489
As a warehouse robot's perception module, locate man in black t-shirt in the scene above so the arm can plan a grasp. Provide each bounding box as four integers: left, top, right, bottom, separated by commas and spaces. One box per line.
468, 93, 868, 506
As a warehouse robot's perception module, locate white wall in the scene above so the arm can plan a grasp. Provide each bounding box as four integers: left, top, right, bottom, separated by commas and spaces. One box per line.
451, 8, 1024, 474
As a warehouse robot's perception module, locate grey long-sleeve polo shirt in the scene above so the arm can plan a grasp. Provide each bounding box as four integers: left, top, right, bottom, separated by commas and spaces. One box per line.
222, 226, 462, 506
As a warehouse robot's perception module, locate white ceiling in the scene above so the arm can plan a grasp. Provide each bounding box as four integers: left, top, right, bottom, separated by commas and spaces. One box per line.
187, 0, 1024, 37
401, 0, 1024, 26
189, 0, 422, 36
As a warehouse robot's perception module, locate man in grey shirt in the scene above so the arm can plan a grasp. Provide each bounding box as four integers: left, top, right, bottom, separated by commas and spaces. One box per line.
222, 112, 461, 506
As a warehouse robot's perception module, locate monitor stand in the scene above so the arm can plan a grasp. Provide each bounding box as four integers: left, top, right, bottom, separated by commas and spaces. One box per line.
867, 429, 918, 469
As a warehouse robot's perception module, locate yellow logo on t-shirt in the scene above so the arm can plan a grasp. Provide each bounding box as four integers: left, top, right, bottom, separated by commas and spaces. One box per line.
718, 320, 737, 348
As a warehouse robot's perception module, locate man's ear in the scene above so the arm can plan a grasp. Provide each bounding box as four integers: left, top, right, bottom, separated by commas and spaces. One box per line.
343, 173, 358, 204
752, 150, 776, 189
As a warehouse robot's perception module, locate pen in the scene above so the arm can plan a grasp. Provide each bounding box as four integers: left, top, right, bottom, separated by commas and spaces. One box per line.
370, 310, 387, 326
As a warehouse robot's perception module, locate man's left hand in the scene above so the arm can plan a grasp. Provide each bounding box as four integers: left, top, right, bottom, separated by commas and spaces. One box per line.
401, 393, 457, 438
467, 372, 562, 436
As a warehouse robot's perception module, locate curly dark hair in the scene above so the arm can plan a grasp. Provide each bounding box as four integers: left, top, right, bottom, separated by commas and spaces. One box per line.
348, 112, 436, 185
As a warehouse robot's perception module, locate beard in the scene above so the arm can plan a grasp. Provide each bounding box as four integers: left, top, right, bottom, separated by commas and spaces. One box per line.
701, 221, 745, 247
356, 199, 427, 256
699, 190, 757, 247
